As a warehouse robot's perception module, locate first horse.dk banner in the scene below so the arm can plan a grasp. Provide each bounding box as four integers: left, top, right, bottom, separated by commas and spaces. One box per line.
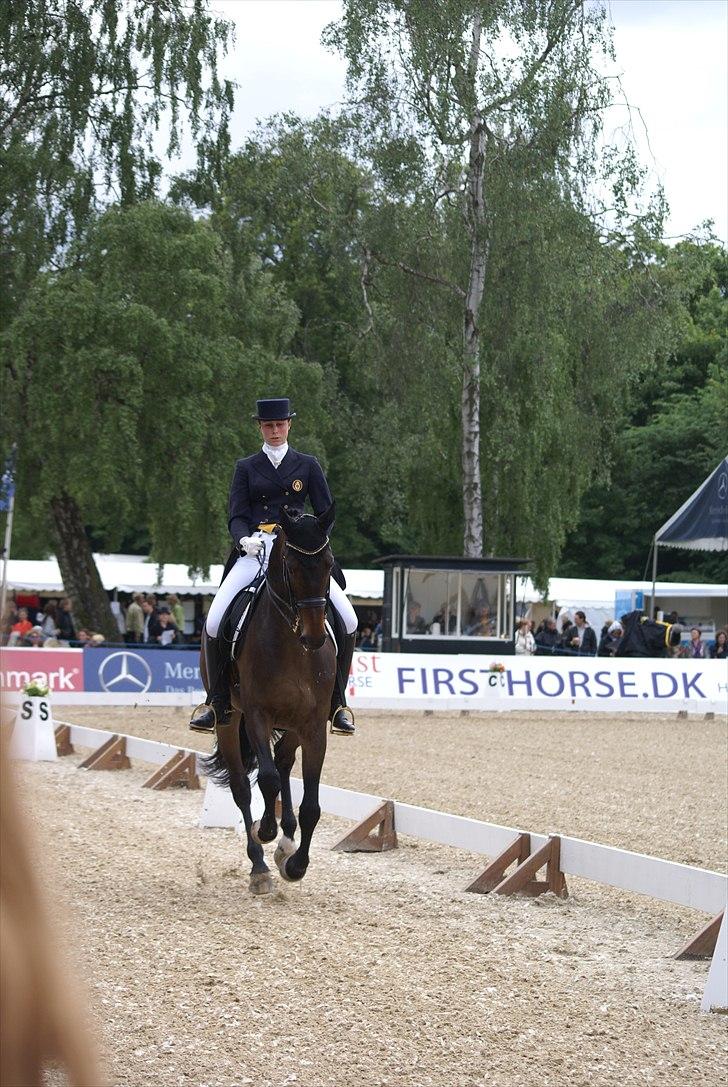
0, 646, 726, 712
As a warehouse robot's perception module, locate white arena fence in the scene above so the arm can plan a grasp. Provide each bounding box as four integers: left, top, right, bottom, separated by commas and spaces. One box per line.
1, 646, 726, 713
47, 718, 727, 1013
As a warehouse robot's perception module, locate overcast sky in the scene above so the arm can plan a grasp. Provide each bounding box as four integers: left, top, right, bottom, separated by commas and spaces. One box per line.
208, 0, 727, 243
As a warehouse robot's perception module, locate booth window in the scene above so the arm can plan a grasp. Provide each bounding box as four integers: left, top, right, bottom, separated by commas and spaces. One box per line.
400, 568, 509, 638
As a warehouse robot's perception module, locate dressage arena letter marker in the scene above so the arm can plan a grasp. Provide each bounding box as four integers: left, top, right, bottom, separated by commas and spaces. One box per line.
675, 910, 725, 960
491, 835, 568, 898
142, 751, 200, 791
465, 833, 531, 894
54, 724, 74, 757
78, 735, 131, 772
331, 800, 398, 853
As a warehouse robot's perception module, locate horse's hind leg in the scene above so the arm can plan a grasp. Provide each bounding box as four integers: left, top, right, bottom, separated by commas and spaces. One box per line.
278, 727, 326, 883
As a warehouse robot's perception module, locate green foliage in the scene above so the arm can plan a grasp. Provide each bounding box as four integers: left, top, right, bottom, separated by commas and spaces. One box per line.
0, 0, 234, 323
1, 201, 320, 570
560, 242, 728, 581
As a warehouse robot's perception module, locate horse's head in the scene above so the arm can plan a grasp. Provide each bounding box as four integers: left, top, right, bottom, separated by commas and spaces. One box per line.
274, 503, 336, 650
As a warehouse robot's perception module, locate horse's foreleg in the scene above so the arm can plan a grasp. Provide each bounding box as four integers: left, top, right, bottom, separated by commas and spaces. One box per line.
217, 722, 272, 895
274, 731, 299, 841
279, 727, 326, 883
248, 717, 280, 845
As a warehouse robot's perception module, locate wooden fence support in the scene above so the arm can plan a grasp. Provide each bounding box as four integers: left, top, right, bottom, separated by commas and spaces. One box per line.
142, 751, 199, 791
675, 910, 725, 960
78, 735, 130, 772
466, 833, 531, 894
331, 800, 398, 853
492, 834, 568, 898
54, 724, 74, 757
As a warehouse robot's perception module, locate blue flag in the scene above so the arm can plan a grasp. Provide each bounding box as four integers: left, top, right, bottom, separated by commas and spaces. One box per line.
0, 445, 17, 512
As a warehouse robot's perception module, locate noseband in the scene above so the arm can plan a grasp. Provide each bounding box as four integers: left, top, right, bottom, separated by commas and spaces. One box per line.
266, 535, 331, 635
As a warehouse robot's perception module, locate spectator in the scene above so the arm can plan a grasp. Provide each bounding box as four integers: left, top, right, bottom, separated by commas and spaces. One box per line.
89, 633, 106, 647
465, 605, 494, 636
39, 601, 59, 640
22, 626, 45, 648
535, 617, 560, 655
141, 599, 161, 644
75, 629, 91, 646
569, 610, 597, 655
514, 617, 536, 655
598, 621, 623, 657
156, 609, 179, 646
10, 607, 33, 642
358, 625, 377, 651
710, 629, 727, 659
166, 594, 186, 640
688, 627, 705, 659
57, 598, 76, 643
559, 614, 576, 650
406, 601, 428, 634
125, 593, 144, 644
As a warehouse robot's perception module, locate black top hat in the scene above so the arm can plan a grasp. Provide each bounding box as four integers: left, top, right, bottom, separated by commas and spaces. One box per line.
252, 397, 296, 421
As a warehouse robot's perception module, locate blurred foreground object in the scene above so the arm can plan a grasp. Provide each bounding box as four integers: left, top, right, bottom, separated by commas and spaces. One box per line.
0, 722, 103, 1086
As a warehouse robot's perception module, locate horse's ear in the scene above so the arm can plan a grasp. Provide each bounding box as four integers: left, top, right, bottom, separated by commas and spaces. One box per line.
317, 501, 336, 535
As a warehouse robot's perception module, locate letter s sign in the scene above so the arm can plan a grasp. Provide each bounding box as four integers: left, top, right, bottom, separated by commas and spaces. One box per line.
20, 700, 32, 720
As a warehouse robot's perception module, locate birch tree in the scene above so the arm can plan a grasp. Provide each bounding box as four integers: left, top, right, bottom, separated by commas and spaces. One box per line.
326, 0, 663, 559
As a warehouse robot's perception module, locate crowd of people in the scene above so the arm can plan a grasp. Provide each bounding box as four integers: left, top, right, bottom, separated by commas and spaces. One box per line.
1, 591, 194, 649
521, 612, 728, 659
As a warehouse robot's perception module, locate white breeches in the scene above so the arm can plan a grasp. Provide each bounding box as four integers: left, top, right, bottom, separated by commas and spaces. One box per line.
205, 530, 358, 638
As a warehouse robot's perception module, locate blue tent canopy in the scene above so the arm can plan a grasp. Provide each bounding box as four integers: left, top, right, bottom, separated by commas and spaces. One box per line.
655, 456, 728, 552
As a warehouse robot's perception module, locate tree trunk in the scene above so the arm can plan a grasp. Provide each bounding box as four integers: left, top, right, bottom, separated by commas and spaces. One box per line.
50, 492, 119, 640
461, 16, 488, 559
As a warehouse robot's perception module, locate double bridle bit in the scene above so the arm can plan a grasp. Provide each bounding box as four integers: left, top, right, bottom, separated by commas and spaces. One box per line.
266, 535, 331, 635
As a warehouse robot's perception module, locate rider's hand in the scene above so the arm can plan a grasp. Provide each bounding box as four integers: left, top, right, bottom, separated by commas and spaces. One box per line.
239, 535, 264, 557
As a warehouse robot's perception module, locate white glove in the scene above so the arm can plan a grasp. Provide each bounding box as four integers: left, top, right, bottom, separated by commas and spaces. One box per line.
240, 535, 264, 557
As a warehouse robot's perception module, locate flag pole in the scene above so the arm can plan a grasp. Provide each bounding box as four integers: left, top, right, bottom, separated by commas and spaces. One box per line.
650, 535, 658, 619
0, 444, 17, 632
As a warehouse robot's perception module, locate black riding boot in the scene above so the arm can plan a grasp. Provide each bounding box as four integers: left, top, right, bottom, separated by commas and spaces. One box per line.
330, 632, 356, 735
189, 629, 231, 732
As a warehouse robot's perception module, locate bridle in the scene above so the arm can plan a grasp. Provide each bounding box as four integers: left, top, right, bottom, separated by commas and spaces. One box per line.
265, 534, 331, 636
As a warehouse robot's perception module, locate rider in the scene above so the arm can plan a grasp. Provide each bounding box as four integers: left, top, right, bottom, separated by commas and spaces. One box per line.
189, 397, 358, 736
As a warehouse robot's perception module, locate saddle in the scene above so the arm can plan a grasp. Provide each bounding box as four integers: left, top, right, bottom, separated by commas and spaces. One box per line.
218, 572, 341, 662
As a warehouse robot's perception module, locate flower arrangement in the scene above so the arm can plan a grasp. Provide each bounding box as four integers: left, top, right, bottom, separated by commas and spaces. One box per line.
23, 681, 49, 697
488, 662, 506, 673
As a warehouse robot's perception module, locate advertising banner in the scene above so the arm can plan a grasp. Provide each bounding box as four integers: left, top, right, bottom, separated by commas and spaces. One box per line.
82, 646, 202, 694
0, 647, 84, 693
348, 652, 728, 711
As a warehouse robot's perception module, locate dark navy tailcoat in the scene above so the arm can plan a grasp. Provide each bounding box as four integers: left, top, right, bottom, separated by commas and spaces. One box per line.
227, 447, 333, 544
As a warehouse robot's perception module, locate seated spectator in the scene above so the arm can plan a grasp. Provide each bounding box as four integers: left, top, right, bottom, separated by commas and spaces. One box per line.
75, 629, 91, 646
465, 605, 494, 637
688, 627, 705, 659
358, 625, 377, 651
710, 629, 727, 659
22, 625, 45, 648
514, 618, 535, 655
535, 617, 560, 655
39, 601, 59, 639
89, 633, 106, 647
406, 601, 428, 634
598, 621, 622, 657
10, 607, 33, 641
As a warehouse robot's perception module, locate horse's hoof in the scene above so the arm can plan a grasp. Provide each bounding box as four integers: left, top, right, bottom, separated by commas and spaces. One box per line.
249, 871, 274, 895
274, 836, 297, 881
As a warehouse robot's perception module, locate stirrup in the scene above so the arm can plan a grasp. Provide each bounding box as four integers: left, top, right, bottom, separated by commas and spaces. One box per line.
330, 706, 355, 735
189, 701, 217, 732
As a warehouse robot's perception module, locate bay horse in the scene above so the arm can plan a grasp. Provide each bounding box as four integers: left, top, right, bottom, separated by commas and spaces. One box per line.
202, 505, 338, 895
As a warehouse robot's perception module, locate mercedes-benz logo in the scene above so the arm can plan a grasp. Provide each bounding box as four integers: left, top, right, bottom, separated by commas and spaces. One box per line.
718, 472, 728, 501
98, 651, 152, 693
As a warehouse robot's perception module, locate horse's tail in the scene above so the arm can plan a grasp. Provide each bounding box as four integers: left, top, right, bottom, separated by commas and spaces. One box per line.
199, 714, 257, 788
